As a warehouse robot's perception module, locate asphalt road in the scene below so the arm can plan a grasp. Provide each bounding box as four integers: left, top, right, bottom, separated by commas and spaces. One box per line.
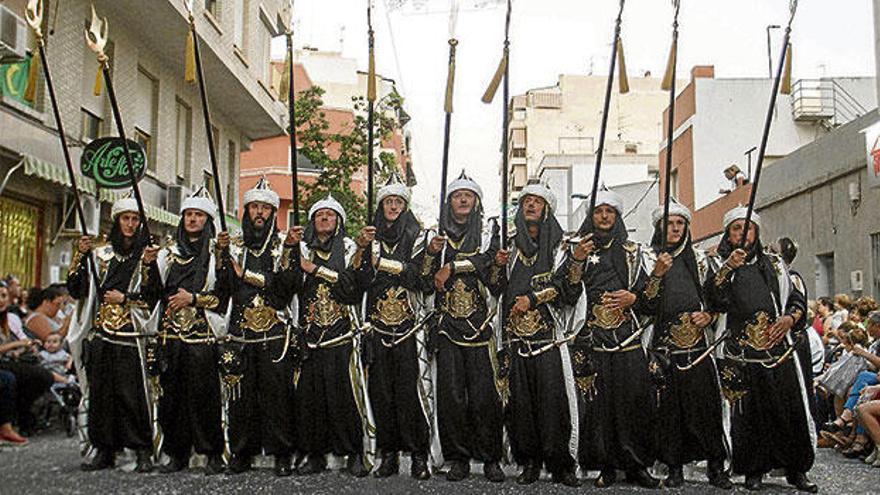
1, 431, 874, 494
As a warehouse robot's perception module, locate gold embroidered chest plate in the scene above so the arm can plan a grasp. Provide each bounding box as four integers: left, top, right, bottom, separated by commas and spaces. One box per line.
374, 287, 413, 327
742, 311, 773, 351
95, 302, 131, 332
668, 313, 703, 349
589, 304, 627, 330
508, 309, 547, 338
241, 295, 280, 332
166, 306, 202, 334
444, 279, 477, 319
308, 284, 344, 327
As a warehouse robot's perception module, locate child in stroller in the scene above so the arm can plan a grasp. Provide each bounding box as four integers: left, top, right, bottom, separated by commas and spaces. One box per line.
38, 334, 80, 436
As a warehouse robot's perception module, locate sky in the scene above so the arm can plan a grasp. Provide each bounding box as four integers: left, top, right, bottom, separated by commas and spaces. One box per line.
279, 0, 877, 223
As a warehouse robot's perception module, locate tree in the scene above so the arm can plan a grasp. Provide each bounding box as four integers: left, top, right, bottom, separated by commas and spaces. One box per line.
291, 86, 400, 235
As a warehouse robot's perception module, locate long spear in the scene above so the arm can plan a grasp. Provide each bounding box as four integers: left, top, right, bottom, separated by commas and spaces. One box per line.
437, 0, 460, 233
740, 0, 798, 248
25, 0, 99, 288
278, 1, 299, 225
184, 0, 227, 231
85, 5, 150, 239
482, 0, 511, 245
581, 0, 629, 235
366, 0, 377, 216
659, 0, 680, 251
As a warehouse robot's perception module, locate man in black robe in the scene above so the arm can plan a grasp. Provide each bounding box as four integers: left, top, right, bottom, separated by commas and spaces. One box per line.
68, 197, 155, 472
365, 178, 433, 480
705, 206, 816, 492
426, 170, 505, 482
215, 178, 303, 476
642, 201, 730, 488
562, 189, 661, 488
295, 194, 373, 478
497, 183, 579, 487
143, 188, 227, 474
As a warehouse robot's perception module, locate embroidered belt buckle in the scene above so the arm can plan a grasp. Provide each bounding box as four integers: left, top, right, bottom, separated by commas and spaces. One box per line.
167, 306, 202, 334
96, 302, 130, 332
508, 309, 547, 338
668, 313, 703, 349
741, 311, 774, 351
445, 279, 476, 319
589, 304, 626, 330
242, 304, 279, 333
374, 287, 413, 327
308, 284, 344, 327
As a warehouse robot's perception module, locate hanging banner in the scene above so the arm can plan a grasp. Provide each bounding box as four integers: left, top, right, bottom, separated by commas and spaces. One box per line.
80, 137, 147, 188
862, 119, 880, 189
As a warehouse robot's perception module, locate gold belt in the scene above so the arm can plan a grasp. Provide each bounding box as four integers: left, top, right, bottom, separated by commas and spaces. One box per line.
164, 306, 206, 334
444, 279, 477, 319
589, 304, 627, 330
373, 287, 413, 327
667, 313, 703, 349
241, 304, 281, 333
95, 302, 131, 332
741, 311, 774, 351
507, 309, 548, 338
307, 284, 344, 327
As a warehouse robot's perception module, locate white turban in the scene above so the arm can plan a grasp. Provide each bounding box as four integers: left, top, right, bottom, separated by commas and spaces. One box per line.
723, 205, 761, 230
651, 200, 692, 225
111, 197, 138, 220
519, 182, 557, 213
308, 194, 347, 225
243, 177, 280, 209
593, 189, 624, 214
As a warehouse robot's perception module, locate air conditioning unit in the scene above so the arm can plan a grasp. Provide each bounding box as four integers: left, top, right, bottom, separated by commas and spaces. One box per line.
166, 185, 188, 214
0, 5, 28, 64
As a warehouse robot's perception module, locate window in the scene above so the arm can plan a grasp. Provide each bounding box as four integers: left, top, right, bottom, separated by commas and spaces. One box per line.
174, 99, 192, 181
511, 148, 526, 158
233, 0, 247, 49
205, 0, 220, 18
258, 17, 273, 82
81, 109, 101, 142
226, 140, 237, 214
135, 68, 158, 170
203, 170, 215, 197
669, 168, 679, 200
625, 143, 638, 154
815, 253, 835, 298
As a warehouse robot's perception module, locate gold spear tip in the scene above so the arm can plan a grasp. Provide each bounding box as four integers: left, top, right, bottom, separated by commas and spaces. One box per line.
25, 0, 44, 36
85, 4, 109, 61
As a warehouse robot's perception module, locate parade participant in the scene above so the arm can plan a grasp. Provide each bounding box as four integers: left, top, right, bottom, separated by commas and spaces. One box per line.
214, 178, 303, 477
705, 206, 816, 492
564, 189, 661, 488
425, 170, 505, 483
364, 177, 434, 480
142, 188, 227, 475
295, 194, 374, 478
67, 196, 155, 472
497, 183, 580, 487
642, 201, 730, 489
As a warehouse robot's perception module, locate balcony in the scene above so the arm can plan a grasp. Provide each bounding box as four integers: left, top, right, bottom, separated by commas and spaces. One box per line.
790, 79, 868, 130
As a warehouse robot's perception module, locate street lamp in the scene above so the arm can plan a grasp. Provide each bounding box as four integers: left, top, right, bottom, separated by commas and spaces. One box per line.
766, 24, 781, 78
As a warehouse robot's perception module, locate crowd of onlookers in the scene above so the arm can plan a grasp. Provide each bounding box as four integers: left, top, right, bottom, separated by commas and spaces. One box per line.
810, 293, 880, 466
1, 274, 79, 447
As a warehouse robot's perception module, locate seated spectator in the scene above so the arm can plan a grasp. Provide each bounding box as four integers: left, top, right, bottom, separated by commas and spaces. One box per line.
817, 323, 870, 402
3, 275, 27, 320
852, 297, 879, 329
831, 294, 853, 331
23, 286, 71, 342
816, 297, 834, 341
38, 334, 74, 385
1, 284, 54, 436
0, 369, 27, 445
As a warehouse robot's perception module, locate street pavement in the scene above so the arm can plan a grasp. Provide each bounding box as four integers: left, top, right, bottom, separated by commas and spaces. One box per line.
1, 431, 875, 494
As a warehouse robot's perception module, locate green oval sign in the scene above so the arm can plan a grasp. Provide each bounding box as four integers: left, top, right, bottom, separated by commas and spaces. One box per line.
80, 137, 147, 188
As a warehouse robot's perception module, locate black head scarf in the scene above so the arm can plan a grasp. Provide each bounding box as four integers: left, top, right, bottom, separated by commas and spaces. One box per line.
651, 217, 702, 305
304, 209, 347, 272
107, 215, 148, 258
166, 213, 216, 293
716, 223, 779, 302
439, 193, 483, 254
373, 201, 421, 260
513, 198, 563, 278
580, 204, 631, 288
242, 208, 278, 251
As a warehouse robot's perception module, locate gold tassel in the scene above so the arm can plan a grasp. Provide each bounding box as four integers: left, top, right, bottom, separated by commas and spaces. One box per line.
185, 30, 196, 84
780, 43, 792, 95
444, 40, 458, 114
481, 49, 507, 104
616, 37, 629, 94
661, 36, 677, 91
93, 64, 102, 96
24, 51, 40, 104
367, 35, 377, 102
278, 50, 291, 102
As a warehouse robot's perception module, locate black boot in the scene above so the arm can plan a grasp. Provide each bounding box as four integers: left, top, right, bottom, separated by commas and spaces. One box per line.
744, 473, 764, 491
786, 471, 818, 493
347, 454, 369, 478
707, 459, 733, 489
375, 452, 399, 478
595, 468, 616, 488
446, 460, 470, 482
205, 455, 224, 476
227, 455, 251, 475
159, 455, 188, 473
484, 461, 504, 483
552, 469, 581, 487
81, 449, 114, 472
626, 468, 661, 489
134, 450, 153, 473
666, 465, 684, 488
410, 451, 430, 480
297, 455, 326, 475
517, 462, 540, 485
274, 455, 293, 477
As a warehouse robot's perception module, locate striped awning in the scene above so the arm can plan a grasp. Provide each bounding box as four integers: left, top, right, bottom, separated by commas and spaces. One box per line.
19, 154, 180, 226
